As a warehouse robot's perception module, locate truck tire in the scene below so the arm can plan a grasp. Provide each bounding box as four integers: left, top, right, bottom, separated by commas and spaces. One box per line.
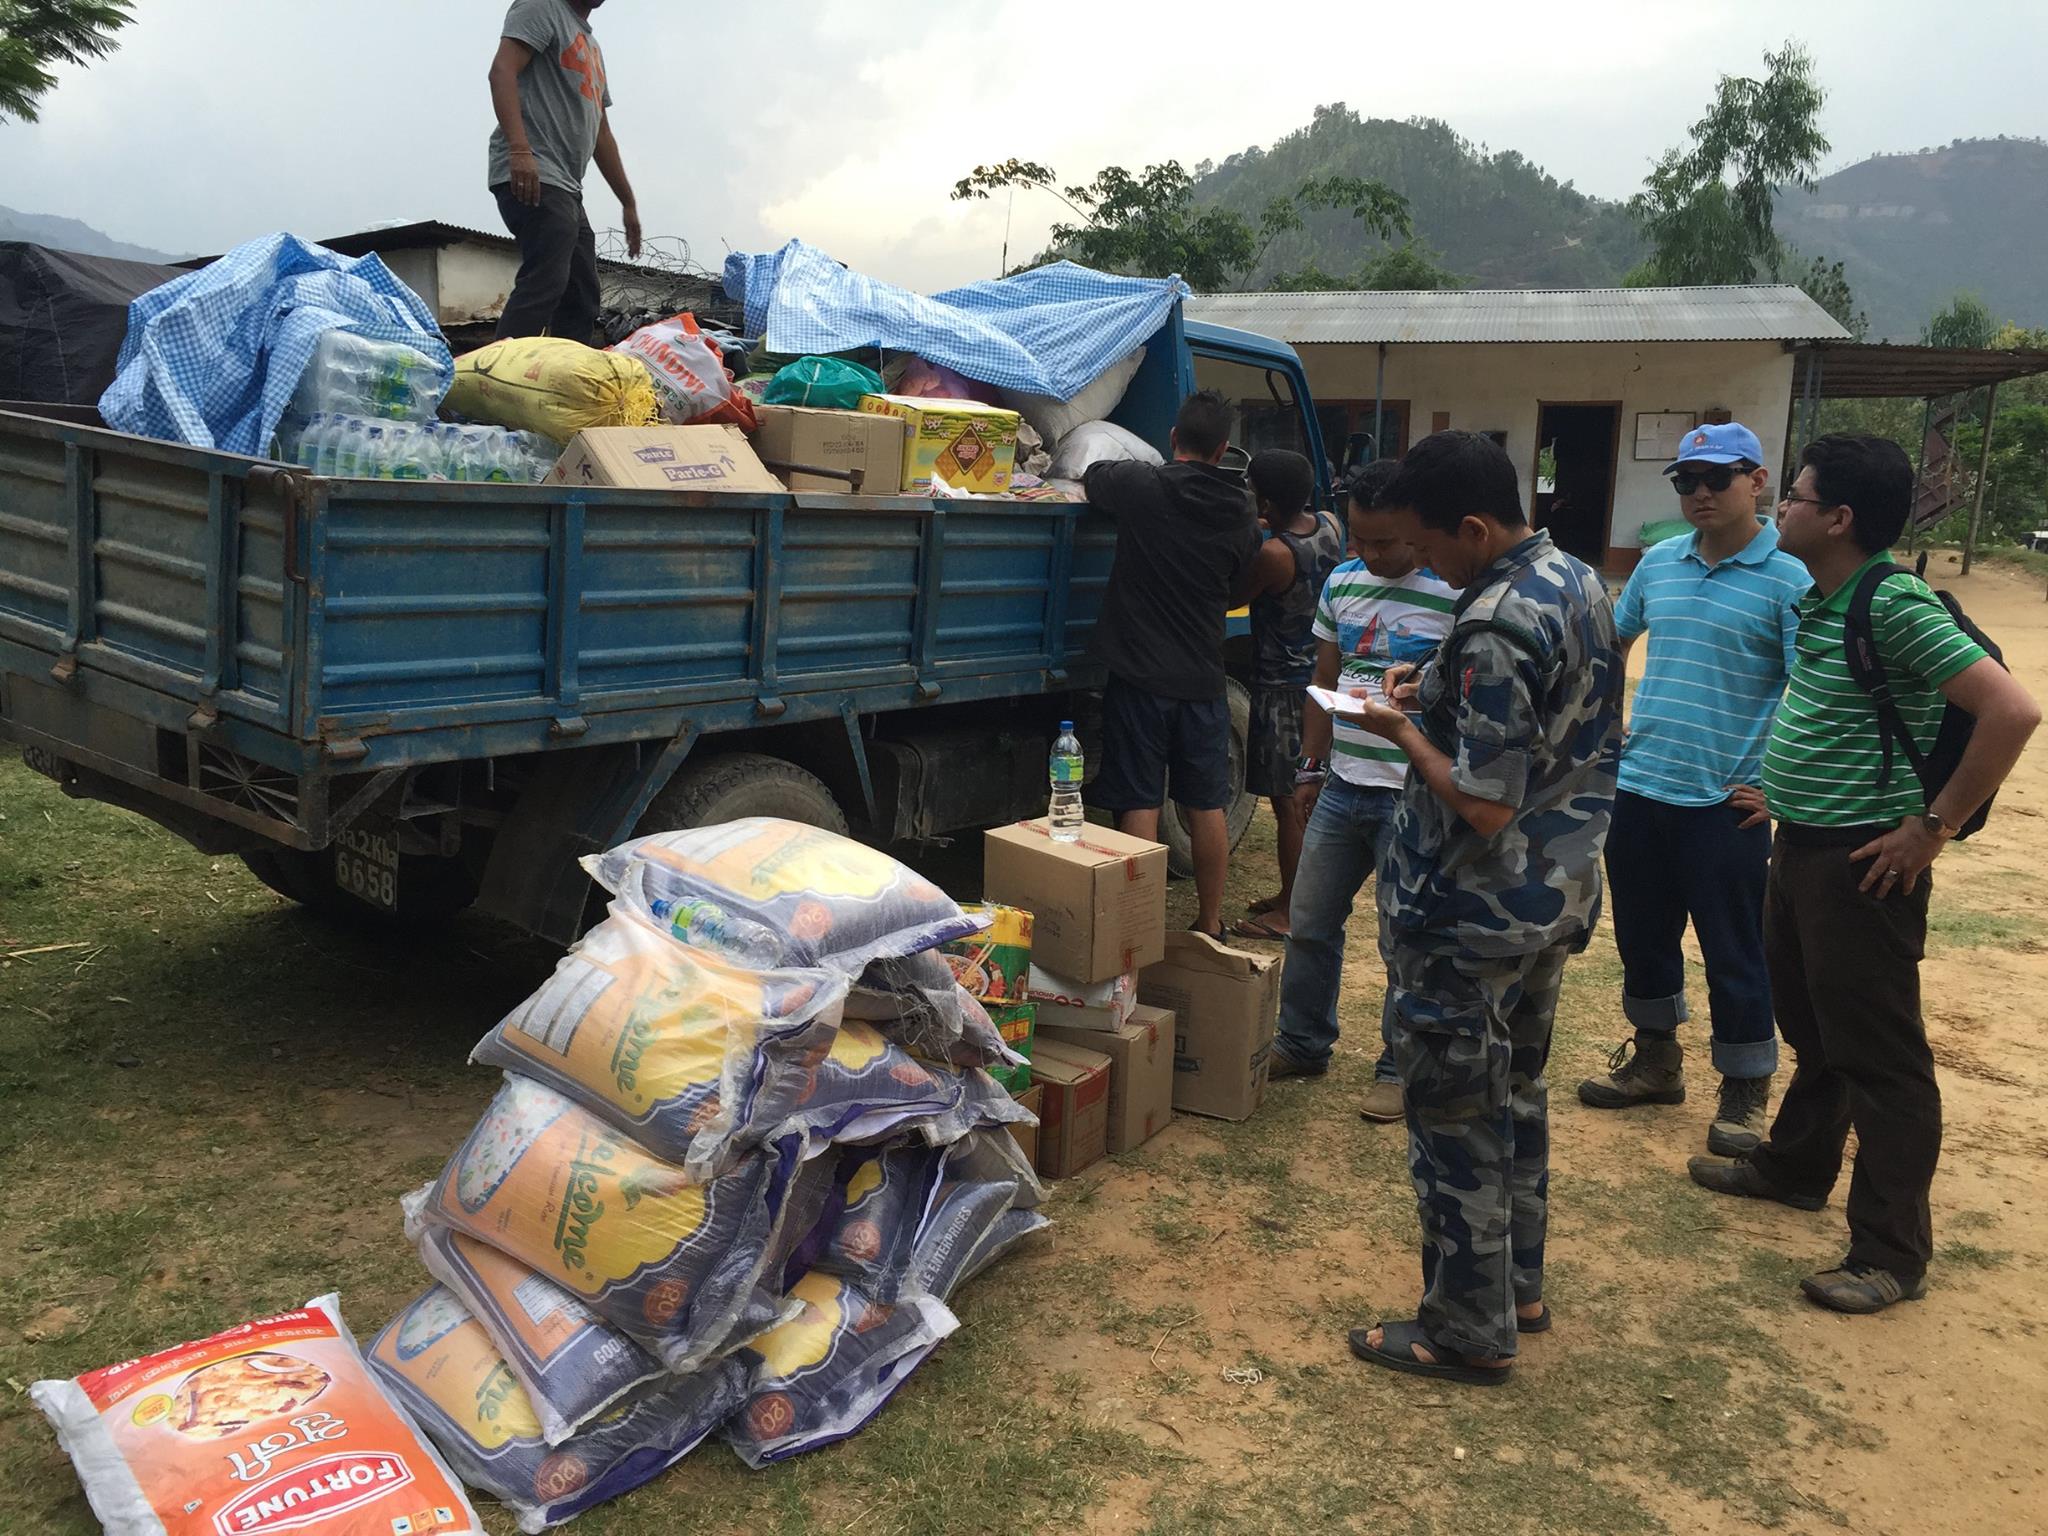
636, 753, 850, 838
239, 846, 481, 927
1160, 679, 1255, 879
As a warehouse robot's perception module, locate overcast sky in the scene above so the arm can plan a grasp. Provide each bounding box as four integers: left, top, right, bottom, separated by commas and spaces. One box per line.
2, 0, 2042, 291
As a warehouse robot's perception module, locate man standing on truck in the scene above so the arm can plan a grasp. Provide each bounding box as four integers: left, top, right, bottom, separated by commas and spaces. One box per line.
486, 0, 641, 344
1340, 431, 1621, 1385
1084, 389, 1260, 940
1231, 449, 1345, 943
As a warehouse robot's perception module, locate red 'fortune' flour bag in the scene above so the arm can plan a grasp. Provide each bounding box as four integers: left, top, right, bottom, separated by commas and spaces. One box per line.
31, 1294, 482, 1536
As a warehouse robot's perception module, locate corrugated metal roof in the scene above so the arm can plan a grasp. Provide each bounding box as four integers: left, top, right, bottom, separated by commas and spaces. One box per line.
1185, 285, 1851, 345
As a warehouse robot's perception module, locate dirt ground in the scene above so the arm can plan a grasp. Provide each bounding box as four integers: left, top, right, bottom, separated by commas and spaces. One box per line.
2, 554, 2045, 1535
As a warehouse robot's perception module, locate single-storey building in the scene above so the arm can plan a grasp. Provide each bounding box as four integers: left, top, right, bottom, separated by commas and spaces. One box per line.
1187, 285, 1850, 571
193, 221, 733, 350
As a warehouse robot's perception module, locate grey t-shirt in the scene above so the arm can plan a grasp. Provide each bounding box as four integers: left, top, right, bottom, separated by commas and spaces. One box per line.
486, 0, 612, 196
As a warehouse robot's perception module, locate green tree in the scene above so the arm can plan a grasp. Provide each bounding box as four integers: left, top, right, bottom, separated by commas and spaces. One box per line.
1268, 240, 1461, 293
1627, 42, 1829, 285
1790, 251, 1868, 338
1922, 292, 1998, 349
0, 0, 133, 123
951, 157, 1409, 290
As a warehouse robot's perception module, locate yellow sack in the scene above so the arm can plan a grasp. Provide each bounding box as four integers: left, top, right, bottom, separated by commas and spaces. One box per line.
445, 336, 661, 438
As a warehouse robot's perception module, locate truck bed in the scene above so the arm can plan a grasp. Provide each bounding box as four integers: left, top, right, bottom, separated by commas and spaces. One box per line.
0, 407, 1114, 797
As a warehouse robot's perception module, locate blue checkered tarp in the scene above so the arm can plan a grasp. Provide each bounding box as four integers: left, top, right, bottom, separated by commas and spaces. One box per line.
100, 233, 452, 457
722, 240, 1187, 401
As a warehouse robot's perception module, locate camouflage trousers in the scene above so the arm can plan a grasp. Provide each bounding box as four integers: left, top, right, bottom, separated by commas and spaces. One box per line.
1386, 937, 1573, 1360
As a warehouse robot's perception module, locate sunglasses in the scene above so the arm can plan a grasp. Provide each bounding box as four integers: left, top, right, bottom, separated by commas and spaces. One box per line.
1670, 465, 1747, 496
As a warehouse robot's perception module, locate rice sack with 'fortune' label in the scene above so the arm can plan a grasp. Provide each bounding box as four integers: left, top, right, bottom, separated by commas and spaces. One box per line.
585, 818, 987, 973
724, 1271, 958, 1467
369, 1287, 742, 1533
418, 1076, 799, 1373
470, 908, 854, 1179
405, 1218, 666, 1447
30, 1294, 482, 1536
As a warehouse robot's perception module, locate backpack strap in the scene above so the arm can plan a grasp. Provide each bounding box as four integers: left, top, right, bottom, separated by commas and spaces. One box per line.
1841, 562, 1935, 800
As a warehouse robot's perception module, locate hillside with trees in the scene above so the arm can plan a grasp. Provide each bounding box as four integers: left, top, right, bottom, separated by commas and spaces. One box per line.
1778, 137, 2048, 340
1193, 106, 1645, 290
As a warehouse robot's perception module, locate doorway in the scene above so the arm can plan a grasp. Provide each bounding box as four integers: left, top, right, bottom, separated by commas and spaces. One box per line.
1533, 402, 1621, 566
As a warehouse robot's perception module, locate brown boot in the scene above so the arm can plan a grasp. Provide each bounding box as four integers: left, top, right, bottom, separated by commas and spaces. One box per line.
1577, 1034, 1684, 1108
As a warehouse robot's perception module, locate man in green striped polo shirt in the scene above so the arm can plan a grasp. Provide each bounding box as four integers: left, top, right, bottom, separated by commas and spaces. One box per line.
1690, 434, 2039, 1315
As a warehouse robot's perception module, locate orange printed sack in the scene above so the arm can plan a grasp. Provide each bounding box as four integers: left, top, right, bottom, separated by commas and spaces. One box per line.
30, 1294, 482, 1536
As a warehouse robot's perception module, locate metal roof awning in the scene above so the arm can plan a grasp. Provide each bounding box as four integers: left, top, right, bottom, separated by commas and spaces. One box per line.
1792, 341, 2048, 399
1186, 284, 1850, 345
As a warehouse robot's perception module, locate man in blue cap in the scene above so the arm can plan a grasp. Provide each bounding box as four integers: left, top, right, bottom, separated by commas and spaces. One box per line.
1577, 422, 1811, 1155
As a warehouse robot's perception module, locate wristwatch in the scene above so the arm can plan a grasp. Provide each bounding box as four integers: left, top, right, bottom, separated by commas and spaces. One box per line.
1921, 811, 1957, 841
1295, 755, 1327, 787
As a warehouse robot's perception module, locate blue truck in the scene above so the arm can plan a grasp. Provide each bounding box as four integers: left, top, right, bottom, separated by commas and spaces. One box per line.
0, 305, 1327, 943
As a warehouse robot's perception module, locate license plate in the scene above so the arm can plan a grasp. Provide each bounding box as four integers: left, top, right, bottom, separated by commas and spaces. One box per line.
333, 829, 400, 911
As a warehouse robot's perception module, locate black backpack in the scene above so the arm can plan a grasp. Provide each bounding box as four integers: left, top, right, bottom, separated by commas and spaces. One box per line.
1842, 562, 2005, 840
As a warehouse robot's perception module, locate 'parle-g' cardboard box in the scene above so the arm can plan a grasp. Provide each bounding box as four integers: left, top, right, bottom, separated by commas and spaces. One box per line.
1139, 933, 1281, 1122
548, 425, 785, 493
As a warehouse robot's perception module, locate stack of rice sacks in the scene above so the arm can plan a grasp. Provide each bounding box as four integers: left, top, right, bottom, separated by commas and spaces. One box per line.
366, 819, 1046, 1531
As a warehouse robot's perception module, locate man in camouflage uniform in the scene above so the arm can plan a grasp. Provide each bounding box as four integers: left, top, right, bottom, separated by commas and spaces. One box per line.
1339, 431, 1622, 1385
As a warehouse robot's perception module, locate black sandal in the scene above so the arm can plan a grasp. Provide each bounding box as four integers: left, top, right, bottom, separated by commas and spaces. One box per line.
1348, 1319, 1514, 1386
1517, 1304, 1551, 1334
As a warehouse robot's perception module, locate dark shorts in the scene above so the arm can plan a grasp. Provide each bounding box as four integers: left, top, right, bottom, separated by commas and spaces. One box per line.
1090, 678, 1233, 813
1245, 684, 1305, 799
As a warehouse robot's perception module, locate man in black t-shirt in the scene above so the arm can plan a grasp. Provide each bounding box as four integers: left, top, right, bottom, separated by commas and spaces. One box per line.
1083, 389, 1260, 939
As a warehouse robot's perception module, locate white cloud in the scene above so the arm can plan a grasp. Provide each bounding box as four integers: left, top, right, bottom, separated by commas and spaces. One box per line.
0, 0, 2040, 286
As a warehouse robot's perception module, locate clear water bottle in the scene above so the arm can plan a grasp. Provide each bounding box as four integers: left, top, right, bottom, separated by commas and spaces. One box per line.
332, 417, 368, 478
648, 895, 787, 968
291, 412, 326, 470
361, 423, 388, 478
1048, 720, 1084, 842
314, 415, 344, 476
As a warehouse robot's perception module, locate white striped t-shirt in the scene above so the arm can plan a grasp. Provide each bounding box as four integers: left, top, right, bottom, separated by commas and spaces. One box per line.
1312, 561, 1460, 788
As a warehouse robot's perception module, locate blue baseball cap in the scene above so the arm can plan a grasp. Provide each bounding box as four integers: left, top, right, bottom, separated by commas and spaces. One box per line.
1666, 422, 1764, 472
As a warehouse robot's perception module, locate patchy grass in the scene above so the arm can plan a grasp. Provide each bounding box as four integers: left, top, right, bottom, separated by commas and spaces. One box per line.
1925, 902, 2046, 952
1938, 1240, 2013, 1270
4, 745, 2032, 1536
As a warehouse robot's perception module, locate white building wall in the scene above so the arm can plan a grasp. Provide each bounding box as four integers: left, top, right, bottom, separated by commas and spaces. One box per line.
434, 244, 521, 325
1292, 340, 1796, 563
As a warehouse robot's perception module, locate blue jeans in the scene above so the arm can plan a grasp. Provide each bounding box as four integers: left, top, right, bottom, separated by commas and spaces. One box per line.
1274, 778, 1402, 1077
1604, 788, 1779, 1078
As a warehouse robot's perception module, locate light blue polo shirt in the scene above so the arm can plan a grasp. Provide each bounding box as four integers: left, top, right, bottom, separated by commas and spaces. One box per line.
1615, 521, 1809, 806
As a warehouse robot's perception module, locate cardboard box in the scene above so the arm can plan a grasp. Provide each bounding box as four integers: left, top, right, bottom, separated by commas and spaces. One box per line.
1140, 932, 1282, 1122
983, 820, 1166, 984
1026, 964, 1136, 1032
1040, 1002, 1175, 1154
940, 904, 1035, 1003
983, 1002, 1035, 1093
548, 425, 786, 493
1027, 1038, 1110, 1179
858, 394, 1020, 494
1007, 1082, 1043, 1169
751, 404, 904, 494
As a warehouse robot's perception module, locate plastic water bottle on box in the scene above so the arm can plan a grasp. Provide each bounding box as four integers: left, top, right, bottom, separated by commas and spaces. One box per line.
1048, 720, 1084, 842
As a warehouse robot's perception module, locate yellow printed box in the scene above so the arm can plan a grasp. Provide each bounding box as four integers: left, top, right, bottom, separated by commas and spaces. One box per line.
939, 903, 1034, 1002
858, 394, 1019, 494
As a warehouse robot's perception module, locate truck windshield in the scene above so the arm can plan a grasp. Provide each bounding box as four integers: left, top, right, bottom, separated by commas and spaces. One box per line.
1193, 352, 1337, 507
